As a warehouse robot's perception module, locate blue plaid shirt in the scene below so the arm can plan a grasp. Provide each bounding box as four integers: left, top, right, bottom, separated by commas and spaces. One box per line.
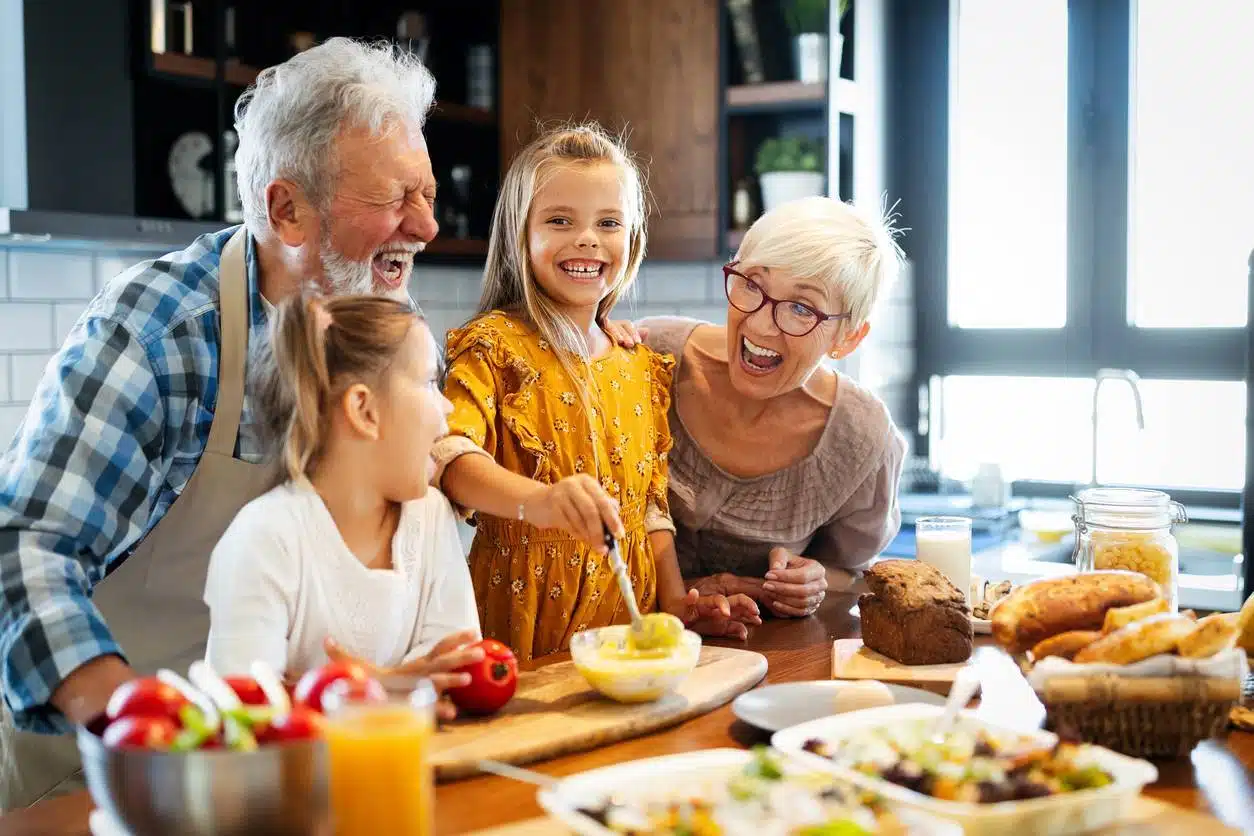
0, 226, 277, 732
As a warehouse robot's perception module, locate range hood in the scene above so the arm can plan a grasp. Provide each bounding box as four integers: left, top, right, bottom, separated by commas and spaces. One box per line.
0, 208, 226, 251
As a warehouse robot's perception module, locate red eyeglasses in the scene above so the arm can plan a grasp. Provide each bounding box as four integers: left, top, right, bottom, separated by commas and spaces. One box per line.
722, 262, 850, 337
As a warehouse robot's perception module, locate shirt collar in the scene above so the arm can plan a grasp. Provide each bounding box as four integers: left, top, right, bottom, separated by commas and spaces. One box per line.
242, 229, 271, 333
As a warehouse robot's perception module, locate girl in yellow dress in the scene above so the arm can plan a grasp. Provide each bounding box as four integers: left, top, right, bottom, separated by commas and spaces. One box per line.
433, 124, 759, 661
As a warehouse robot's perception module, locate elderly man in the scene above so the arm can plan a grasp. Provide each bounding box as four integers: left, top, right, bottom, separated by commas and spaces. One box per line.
0, 38, 441, 806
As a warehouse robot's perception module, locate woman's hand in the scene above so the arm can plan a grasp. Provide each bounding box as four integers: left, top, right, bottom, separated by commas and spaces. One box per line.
523, 475, 624, 552
323, 630, 484, 720
661, 588, 762, 641
690, 572, 766, 602
761, 548, 828, 618
604, 320, 648, 348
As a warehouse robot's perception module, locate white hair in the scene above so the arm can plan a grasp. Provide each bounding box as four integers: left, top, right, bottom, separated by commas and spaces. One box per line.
233, 37, 437, 236
736, 196, 904, 328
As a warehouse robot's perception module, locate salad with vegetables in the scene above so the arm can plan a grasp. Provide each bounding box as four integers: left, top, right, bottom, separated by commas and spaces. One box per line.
94, 659, 386, 753
801, 721, 1113, 804
576, 747, 910, 835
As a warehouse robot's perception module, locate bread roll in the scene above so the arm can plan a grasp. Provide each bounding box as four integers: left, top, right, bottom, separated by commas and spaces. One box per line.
1030, 630, 1102, 661
990, 571, 1162, 654
1236, 592, 1254, 655
1073, 613, 1196, 665
1102, 597, 1169, 634
1177, 612, 1240, 659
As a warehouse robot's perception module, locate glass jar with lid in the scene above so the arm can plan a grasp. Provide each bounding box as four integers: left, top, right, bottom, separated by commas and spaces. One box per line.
1071, 487, 1187, 610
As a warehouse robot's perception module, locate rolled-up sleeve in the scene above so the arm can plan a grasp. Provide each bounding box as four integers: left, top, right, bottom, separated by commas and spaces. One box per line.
0, 317, 168, 732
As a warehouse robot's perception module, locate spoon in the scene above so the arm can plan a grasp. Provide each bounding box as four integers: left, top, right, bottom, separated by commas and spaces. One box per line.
928, 663, 981, 744
478, 759, 643, 829
477, 759, 558, 788
602, 527, 683, 652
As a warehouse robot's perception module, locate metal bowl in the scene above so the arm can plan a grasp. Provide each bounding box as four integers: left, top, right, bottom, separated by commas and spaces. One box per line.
77, 727, 329, 836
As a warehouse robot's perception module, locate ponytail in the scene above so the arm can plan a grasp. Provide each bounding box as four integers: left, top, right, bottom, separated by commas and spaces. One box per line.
251, 293, 421, 484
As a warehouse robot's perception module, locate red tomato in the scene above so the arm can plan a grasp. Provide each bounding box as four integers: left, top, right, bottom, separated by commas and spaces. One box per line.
106, 677, 190, 725
292, 661, 373, 713
223, 675, 269, 706
256, 706, 325, 744
102, 715, 179, 750
328, 676, 387, 707
447, 639, 518, 716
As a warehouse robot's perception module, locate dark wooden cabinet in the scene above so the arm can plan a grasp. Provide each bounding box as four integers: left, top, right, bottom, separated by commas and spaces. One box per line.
500, 0, 720, 261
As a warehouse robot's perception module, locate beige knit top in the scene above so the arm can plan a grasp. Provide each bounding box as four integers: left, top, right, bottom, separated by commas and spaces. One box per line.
644, 316, 907, 580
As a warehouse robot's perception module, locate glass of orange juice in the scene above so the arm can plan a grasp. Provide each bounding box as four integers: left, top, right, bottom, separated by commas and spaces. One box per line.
323, 678, 437, 836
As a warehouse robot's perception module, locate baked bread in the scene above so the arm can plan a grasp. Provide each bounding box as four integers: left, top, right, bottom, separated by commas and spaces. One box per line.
1030, 630, 1102, 661
990, 571, 1162, 654
1236, 591, 1254, 656
1176, 612, 1239, 659
859, 560, 972, 665
1073, 613, 1196, 665
1102, 597, 1169, 634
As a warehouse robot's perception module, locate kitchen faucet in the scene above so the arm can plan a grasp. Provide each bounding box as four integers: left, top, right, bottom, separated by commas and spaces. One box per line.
1090, 368, 1145, 487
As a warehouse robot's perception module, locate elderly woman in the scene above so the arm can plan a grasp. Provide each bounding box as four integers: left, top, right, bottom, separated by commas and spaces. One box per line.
615, 197, 906, 620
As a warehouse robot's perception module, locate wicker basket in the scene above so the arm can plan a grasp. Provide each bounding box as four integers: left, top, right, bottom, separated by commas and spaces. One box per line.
1037, 674, 1241, 758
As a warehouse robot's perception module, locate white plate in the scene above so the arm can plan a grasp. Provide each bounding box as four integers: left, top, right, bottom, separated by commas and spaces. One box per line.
537, 748, 960, 835
732, 680, 946, 732
771, 703, 1159, 836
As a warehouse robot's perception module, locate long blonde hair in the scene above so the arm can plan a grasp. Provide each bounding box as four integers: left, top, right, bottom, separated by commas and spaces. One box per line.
251, 294, 421, 484
476, 121, 649, 404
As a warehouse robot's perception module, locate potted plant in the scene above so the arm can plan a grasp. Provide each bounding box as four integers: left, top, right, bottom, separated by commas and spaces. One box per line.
755, 137, 825, 212
783, 0, 850, 83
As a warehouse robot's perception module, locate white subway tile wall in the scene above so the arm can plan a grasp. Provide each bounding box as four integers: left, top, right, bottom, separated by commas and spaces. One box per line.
8, 251, 94, 300
0, 247, 914, 449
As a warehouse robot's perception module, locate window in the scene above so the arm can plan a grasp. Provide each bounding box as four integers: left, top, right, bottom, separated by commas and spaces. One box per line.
948, 0, 1069, 329
935, 376, 1246, 492
1127, 1, 1254, 328
911, 0, 1248, 505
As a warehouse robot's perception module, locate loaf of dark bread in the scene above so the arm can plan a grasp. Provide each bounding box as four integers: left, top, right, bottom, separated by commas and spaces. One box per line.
859, 560, 973, 665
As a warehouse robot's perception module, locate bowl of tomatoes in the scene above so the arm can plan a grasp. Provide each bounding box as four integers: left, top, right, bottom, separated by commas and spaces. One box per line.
78, 660, 385, 836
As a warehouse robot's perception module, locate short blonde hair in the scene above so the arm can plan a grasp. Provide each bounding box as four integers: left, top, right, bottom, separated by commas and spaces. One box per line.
735, 196, 903, 328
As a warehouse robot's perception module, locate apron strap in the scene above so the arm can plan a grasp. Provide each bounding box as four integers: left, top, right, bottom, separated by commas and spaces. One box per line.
205, 228, 250, 458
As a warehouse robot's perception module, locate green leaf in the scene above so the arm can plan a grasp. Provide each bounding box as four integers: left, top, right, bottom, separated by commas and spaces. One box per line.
223, 714, 258, 752
754, 137, 825, 174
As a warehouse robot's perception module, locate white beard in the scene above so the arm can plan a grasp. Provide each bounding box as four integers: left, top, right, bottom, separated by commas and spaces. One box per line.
319, 229, 376, 297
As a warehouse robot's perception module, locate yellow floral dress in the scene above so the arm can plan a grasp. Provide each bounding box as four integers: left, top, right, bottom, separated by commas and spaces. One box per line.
442, 311, 675, 661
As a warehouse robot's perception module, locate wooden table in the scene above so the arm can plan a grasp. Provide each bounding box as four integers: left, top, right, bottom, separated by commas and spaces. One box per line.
2, 591, 1251, 835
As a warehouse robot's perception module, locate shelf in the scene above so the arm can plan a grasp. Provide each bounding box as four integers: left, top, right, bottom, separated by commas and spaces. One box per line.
147, 54, 496, 126
725, 78, 859, 116
422, 238, 488, 257
151, 52, 259, 86
431, 102, 495, 125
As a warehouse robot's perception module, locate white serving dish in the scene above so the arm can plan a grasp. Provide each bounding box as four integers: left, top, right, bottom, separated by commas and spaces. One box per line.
537, 748, 961, 835
570, 625, 701, 703
732, 680, 945, 732
771, 703, 1158, 836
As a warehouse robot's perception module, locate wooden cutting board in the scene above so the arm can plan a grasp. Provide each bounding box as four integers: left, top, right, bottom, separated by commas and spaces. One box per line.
468, 798, 1242, 835
831, 637, 998, 685
431, 646, 767, 781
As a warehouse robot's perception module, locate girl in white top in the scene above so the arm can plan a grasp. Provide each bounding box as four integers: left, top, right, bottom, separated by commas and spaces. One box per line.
204, 294, 483, 700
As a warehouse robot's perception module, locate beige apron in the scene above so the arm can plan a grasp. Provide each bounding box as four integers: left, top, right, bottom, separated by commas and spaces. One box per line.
2, 228, 273, 808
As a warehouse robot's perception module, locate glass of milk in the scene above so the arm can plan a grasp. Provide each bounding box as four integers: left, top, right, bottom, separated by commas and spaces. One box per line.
915, 516, 973, 603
